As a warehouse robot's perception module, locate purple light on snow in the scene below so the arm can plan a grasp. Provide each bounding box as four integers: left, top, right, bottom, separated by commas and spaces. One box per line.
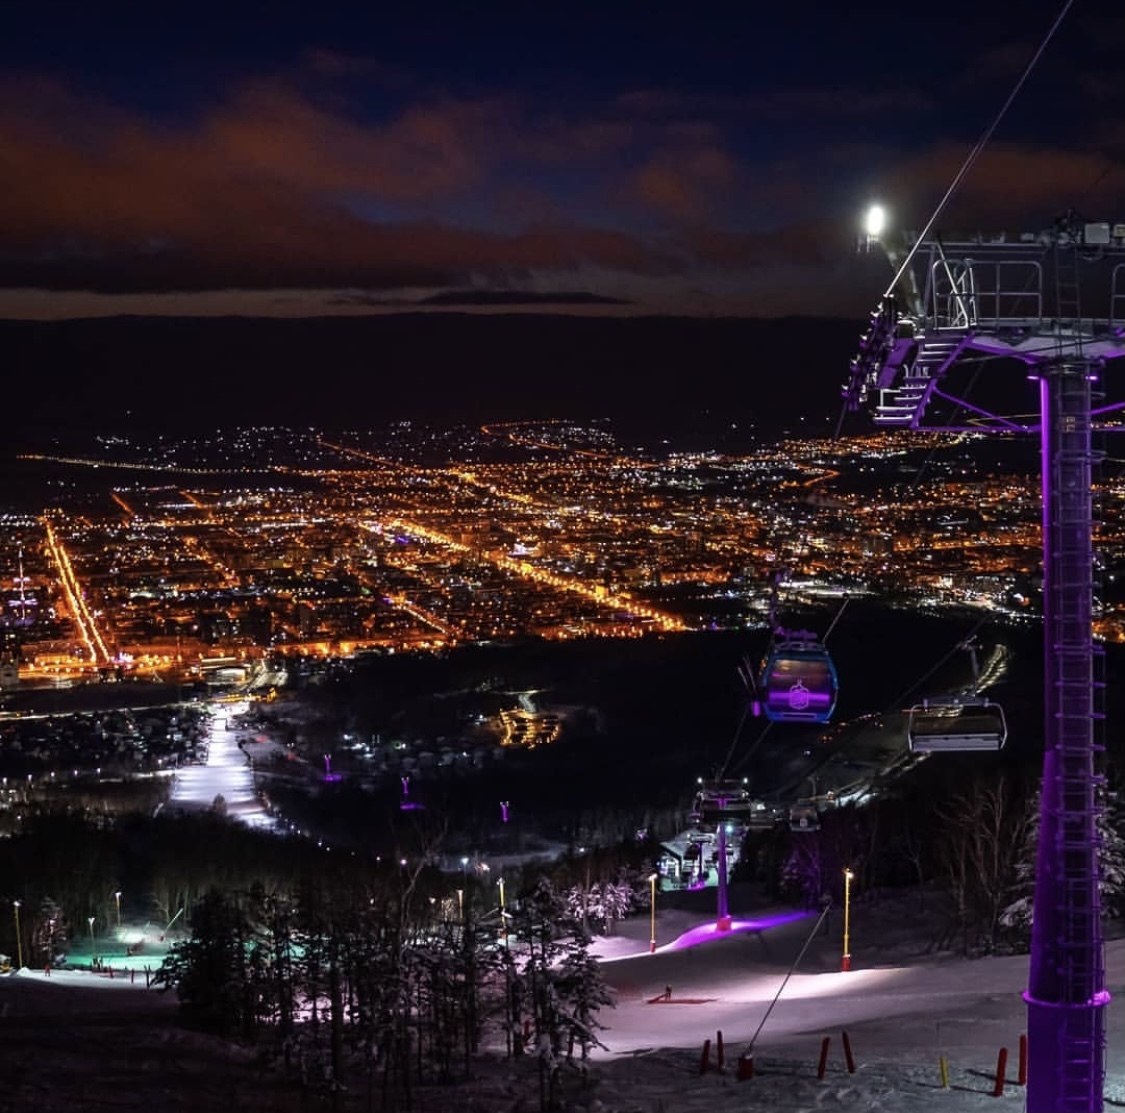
663, 911, 812, 952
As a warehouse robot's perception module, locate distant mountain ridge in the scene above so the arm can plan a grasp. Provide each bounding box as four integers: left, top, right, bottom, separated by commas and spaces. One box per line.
2, 314, 862, 443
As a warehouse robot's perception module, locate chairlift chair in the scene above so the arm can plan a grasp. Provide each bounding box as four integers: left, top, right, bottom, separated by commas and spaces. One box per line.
691, 779, 753, 833
788, 798, 821, 833
906, 696, 1007, 753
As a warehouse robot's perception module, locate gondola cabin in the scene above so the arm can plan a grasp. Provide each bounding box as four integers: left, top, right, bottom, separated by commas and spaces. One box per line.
759, 631, 839, 723
907, 697, 1007, 753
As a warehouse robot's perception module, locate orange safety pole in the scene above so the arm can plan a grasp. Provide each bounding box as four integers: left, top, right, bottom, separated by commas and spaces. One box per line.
993, 1047, 1008, 1098
716, 1029, 725, 1071
1017, 1034, 1028, 1086
699, 1038, 712, 1076
737, 1055, 754, 1081
841, 1030, 856, 1074
817, 1036, 831, 1080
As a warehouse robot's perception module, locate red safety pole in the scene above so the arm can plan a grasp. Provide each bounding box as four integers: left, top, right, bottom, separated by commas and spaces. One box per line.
737, 1055, 754, 1081
841, 1030, 856, 1074
993, 1047, 1008, 1098
699, 1038, 712, 1076
1017, 1034, 1028, 1086
716, 1029, 725, 1071
817, 1036, 831, 1080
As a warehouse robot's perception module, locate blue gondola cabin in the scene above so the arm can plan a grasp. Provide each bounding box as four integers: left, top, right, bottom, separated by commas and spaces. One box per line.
759, 632, 839, 723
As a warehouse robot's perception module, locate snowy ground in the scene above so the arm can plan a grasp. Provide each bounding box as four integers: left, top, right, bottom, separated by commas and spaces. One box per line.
4, 890, 1120, 1111
168, 700, 275, 829
573, 894, 1125, 1112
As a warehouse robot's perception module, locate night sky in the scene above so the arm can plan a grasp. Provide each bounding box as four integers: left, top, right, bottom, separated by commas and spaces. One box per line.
1, 0, 1122, 320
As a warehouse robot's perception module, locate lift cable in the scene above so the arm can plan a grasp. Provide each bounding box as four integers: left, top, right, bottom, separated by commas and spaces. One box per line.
722, 591, 851, 781
887, 615, 988, 715
881, 0, 1075, 301
834, 0, 1075, 440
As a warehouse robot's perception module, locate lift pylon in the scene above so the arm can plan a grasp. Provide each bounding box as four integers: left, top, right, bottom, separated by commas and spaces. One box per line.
845, 211, 1125, 1113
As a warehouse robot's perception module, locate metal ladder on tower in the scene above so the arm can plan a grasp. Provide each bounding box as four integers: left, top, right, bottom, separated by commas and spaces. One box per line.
1050, 385, 1107, 1109
873, 331, 968, 426
1054, 236, 1083, 355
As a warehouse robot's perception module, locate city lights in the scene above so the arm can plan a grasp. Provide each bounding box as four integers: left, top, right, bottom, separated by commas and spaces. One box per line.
5, 421, 1122, 701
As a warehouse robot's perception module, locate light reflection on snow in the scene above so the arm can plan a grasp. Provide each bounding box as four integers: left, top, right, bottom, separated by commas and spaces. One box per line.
598, 910, 813, 964
169, 700, 276, 830
776, 966, 907, 999
665, 912, 812, 951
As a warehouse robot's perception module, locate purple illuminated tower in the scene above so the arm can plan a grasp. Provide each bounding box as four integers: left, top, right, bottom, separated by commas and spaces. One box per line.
1027, 359, 1108, 1111
846, 213, 1125, 1112
399, 775, 423, 811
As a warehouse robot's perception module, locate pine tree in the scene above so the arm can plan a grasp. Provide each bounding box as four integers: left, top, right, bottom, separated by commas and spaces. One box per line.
600, 880, 632, 936
1000, 783, 1125, 946
31, 897, 67, 966
1097, 789, 1125, 919
153, 887, 252, 1036
554, 928, 613, 1061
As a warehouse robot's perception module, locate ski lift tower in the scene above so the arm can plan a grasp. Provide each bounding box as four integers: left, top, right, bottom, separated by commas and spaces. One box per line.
844, 208, 1125, 1113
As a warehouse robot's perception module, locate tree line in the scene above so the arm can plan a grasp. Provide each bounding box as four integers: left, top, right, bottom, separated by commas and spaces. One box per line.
754, 761, 1125, 956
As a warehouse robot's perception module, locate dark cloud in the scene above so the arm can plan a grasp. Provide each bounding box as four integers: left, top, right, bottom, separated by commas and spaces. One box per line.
629, 142, 740, 221
0, 58, 1121, 314
0, 75, 678, 293
881, 142, 1125, 228
417, 290, 630, 307
325, 289, 629, 308
615, 85, 934, 123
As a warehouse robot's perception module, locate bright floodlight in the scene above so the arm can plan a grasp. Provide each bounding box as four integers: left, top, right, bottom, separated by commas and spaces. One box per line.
865, 204, 886, 238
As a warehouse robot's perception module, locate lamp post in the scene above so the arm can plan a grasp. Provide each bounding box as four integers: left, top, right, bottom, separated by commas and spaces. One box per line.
88, 916, 96, 968
648, 873, 658, 954
842, 868, 854, 972
12, 901, 23, 970
114, 890, 122, 929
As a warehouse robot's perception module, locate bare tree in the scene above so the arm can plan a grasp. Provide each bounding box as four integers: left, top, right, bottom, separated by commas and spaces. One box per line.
935, 771, 1031, 954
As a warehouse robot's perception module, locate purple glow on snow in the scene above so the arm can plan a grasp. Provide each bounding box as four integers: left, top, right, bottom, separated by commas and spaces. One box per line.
662, 911, 812, 952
